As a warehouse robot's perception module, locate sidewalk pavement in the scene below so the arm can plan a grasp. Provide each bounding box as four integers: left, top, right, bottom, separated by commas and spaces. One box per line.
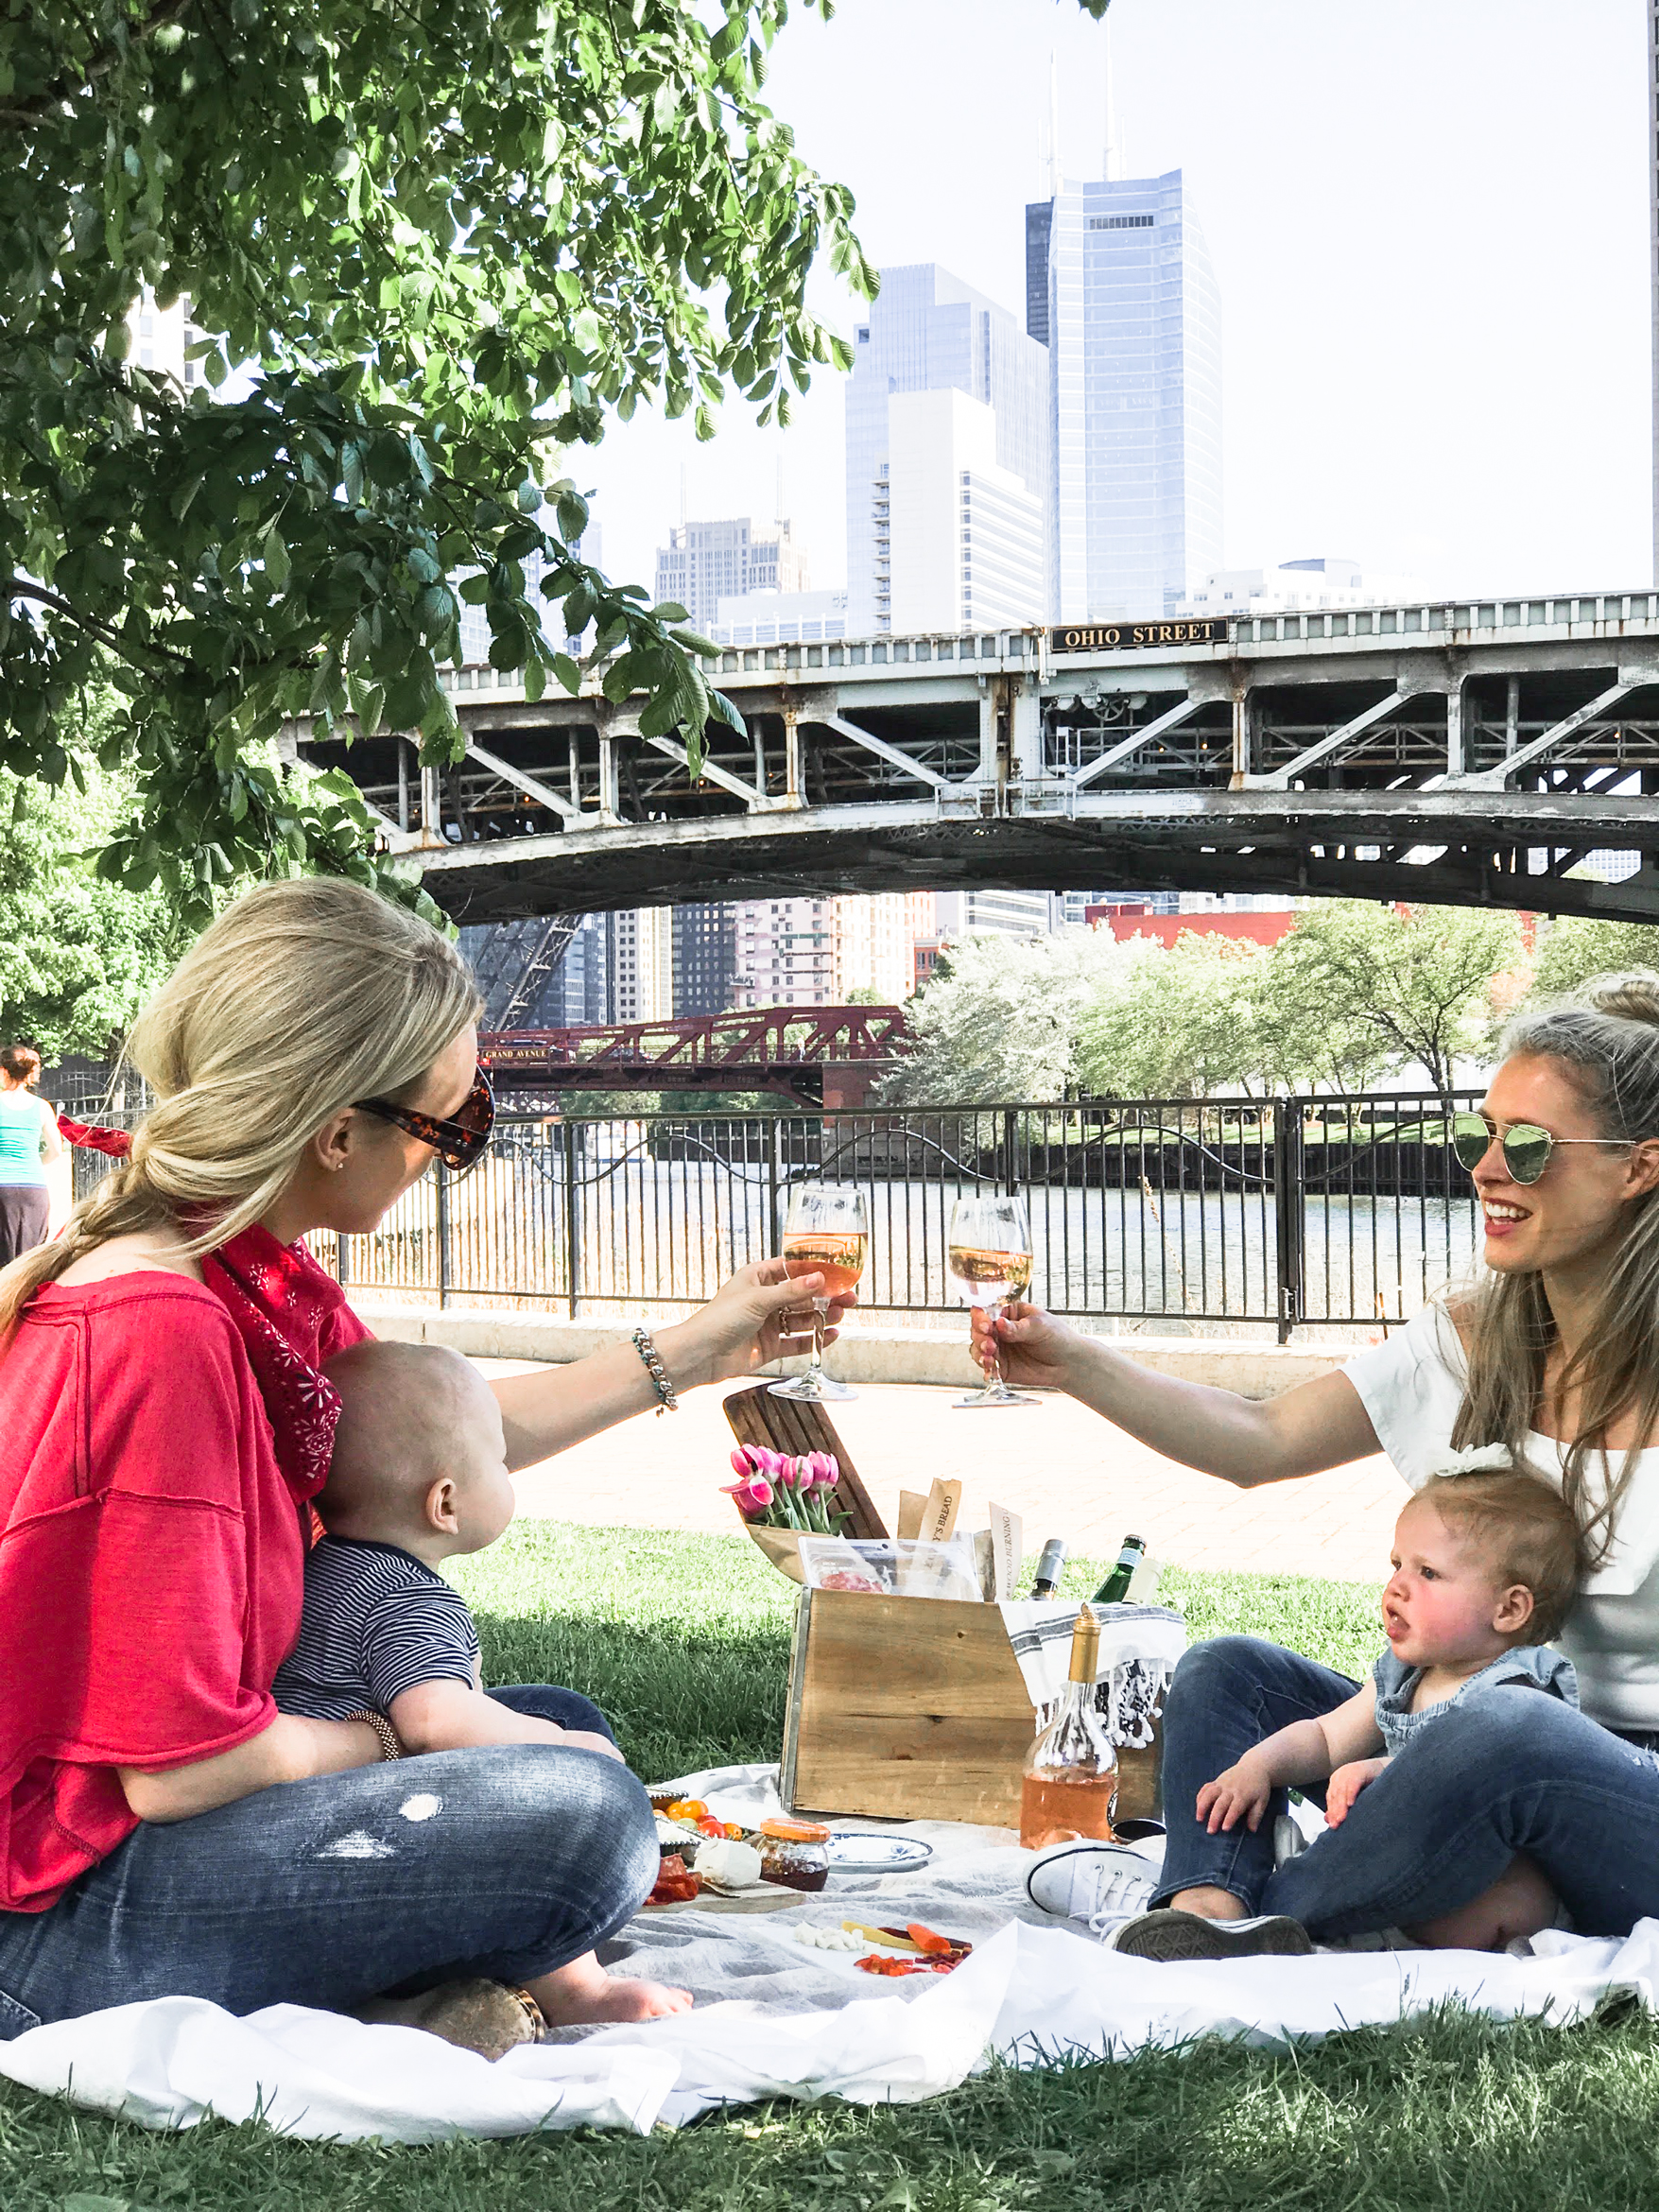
483, 1361, 1406, 1586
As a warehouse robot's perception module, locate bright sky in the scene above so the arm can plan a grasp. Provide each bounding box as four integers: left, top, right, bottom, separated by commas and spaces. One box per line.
579, 0, 1650, 608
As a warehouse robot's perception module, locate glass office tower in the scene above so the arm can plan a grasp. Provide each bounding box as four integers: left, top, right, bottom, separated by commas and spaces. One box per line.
1027, 170, 1222, 621
845, 265, 1048, 634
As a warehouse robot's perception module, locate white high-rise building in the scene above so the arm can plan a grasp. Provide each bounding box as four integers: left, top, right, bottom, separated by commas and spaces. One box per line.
1180, 557, 1428, 615
731, 896, 837, 1009
612, 907, 673, 1024
728, 893, 931, 1010
654, 518, 807, 633
126, 291, 208, 387
845, 265, 1048, 635
714, 587, 848, 647
1027, 169, 1222, 620
886, 389, 1046, 634
833, 893, 930, 1004
932, 890, 1059, 941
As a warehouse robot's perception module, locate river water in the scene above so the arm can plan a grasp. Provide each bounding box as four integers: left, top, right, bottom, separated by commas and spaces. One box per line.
341, 1136, 1481, 1339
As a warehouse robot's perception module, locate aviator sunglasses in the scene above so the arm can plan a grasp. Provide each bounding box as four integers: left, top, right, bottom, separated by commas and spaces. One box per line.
353, 1066, 496, 1174
1451, 1110, 1629, 1187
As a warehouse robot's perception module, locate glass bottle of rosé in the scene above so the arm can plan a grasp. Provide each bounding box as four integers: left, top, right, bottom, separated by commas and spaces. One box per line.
1019, 1605, 1118, 1850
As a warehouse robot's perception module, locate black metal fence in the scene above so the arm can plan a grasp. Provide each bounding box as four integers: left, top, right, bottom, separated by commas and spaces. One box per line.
273, 1091, 1483, 1341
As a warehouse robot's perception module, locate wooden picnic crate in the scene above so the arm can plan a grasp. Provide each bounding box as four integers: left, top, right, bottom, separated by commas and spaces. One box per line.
779, 1586, 1161, 1831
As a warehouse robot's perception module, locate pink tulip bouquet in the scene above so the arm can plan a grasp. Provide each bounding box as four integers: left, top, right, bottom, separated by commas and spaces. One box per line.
724, 1445, 847, 1535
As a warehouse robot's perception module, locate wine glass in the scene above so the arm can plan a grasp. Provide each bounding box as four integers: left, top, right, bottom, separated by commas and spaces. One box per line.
948, 1193, 1040, 1409
770, 1183, 869, 1403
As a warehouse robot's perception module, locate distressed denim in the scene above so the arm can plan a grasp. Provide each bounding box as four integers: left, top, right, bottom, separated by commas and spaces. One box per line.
0, 1685, 656, 2036
1154, 1635, 1659, 1939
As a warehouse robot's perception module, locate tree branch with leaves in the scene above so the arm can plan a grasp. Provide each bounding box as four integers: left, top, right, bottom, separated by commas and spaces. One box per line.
1, 0, 882, 925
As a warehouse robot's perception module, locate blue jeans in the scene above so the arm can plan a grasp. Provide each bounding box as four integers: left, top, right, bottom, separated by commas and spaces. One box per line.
0, 1686, 657, 2039
1154, 1635, 1659, 1940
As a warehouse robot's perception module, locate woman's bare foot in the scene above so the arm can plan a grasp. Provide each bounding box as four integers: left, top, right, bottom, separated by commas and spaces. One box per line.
1169, 1886, 1249, 1922
526, 1948, 693, 2027
1405, 1852, 1559, 1952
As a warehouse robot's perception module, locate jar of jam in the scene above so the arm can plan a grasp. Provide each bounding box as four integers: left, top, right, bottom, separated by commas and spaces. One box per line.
756, 1817, 831, 1892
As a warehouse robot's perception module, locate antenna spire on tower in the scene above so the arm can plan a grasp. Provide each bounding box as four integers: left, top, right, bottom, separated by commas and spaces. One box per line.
1102, 13, 1119, 181
1047, 50, 1063, 198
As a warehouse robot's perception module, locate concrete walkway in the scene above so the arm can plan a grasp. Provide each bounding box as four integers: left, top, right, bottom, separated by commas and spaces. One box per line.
483, 1361, 1407, 1586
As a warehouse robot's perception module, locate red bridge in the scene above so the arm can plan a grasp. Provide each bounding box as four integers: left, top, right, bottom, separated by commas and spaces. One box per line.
482, 1005, 911, 1109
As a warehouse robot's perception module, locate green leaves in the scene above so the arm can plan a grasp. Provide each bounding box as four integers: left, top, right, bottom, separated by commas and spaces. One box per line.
0, 0, 896, 910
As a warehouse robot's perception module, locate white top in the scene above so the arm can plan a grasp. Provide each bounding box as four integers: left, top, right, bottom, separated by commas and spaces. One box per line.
1345, 1305, 1659, 1730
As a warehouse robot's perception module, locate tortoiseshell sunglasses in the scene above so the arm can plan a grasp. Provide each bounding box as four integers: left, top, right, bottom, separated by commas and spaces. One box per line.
354, 1066, 495, 1174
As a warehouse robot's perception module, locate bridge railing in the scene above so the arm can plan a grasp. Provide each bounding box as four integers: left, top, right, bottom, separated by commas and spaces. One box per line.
428, 588, 1659, 698
307, 1092, 1483, 1343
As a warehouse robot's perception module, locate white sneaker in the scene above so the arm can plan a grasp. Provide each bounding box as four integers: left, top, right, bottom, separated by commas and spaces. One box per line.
1024, 1840, 1161, 1939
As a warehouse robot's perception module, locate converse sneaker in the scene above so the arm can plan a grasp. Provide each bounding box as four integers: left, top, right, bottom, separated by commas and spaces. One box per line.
1106, 1909, 1313, 1963
1024, 1840, 1161, 1938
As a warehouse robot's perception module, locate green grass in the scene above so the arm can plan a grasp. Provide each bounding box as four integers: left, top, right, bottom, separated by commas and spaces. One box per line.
5, 1530, 1652, 2212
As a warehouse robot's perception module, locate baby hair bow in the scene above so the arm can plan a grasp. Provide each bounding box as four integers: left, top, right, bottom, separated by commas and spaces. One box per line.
1426, 1443, 1513, 1479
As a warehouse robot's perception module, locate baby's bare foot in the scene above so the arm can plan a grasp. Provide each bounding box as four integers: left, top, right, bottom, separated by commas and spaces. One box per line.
527, 1950, 693, 2028
546, 1976, 694, 2024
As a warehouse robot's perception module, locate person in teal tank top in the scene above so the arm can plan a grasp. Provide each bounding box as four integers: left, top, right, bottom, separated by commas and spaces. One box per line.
0, 1046, 62, 1266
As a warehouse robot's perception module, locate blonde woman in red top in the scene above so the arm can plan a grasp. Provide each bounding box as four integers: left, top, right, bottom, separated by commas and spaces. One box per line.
0, 879, 841, 2054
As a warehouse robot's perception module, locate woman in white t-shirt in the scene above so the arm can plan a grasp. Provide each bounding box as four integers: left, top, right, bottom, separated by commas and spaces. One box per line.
976, 975, 1659, 1961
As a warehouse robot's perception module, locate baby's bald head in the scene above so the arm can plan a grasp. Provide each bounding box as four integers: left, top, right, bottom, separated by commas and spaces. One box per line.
318, 1340, 511, 1555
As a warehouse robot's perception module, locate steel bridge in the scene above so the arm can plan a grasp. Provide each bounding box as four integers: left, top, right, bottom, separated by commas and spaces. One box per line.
482, 1005, 909, 1107
294, 586, 1659, 924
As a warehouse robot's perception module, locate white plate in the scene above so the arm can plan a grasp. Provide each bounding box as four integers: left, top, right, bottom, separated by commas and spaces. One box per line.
824, 1833, 935, 1875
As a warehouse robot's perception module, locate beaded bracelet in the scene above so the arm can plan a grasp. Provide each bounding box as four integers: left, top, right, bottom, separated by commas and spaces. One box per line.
347, 1709, 404, 1762
631, 1325, 680, 1416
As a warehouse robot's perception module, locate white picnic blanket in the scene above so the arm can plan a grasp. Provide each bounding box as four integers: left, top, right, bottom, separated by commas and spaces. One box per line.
2, 1760, 1655, 2142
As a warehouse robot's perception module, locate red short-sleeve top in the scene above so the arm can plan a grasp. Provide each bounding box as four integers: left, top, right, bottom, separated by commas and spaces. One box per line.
0, 1232, 369, 1911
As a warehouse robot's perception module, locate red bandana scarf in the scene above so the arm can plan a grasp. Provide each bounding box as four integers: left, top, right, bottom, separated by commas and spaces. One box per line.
199, 1225, 346, 1504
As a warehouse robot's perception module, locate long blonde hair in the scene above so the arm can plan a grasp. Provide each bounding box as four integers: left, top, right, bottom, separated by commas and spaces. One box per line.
1450, 971, 1659, 1563
0, 880, 480, 1334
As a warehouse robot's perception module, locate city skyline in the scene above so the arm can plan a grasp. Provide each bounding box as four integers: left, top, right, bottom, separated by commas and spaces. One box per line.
573, 0, 1648, 616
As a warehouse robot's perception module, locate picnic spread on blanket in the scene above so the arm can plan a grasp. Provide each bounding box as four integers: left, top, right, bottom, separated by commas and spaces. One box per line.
4, 1380, 1653, 2142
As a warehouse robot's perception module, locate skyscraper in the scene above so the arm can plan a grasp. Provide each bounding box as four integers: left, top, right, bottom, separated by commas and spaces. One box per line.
654, 518, 807, 633
1027, 169, 1222, 620
671, 903, 739, 1016
885, 389, 1046, 633
613, 907, 674, 1023
844, 265, 1048, 635
727, 892, 926, 1010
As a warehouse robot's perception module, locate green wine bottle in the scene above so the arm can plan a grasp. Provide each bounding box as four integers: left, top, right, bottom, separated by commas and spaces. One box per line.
1091, 1533, 1147, 1606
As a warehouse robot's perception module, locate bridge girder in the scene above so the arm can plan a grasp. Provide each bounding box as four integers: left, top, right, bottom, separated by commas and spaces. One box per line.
290, 591, 1659, 923
407, 790, 1659, 925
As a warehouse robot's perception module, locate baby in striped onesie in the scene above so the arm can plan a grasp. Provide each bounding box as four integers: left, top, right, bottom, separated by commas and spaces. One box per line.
273, 1339, 620, 1757
274, 1339, 690, 2031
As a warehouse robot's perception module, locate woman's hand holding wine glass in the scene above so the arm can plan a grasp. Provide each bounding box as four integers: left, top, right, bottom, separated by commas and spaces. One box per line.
771, 1183, 869, 1403
948, 1194, 1041, 1409
966, 1299, 1080, 1394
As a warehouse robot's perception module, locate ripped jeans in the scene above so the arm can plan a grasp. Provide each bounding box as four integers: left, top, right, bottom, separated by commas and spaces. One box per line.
0, 1687, 657, 2039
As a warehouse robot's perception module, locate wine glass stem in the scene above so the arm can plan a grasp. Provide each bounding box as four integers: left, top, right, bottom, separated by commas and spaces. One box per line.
989, 1301, 1008, 1393
809, 1298, 827, 1382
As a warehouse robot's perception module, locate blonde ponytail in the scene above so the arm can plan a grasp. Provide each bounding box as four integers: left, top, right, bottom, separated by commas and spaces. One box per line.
0, 880, 480, 1333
